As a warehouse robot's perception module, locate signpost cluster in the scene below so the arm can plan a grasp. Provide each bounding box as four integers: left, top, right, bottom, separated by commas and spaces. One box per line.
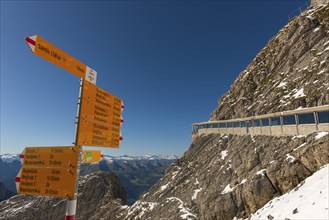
77, 80, 124, 148
16, 35, 123, 220
17, 146, 79, 199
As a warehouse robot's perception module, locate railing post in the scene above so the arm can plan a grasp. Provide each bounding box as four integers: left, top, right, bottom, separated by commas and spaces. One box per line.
295, 114, 299, 135
314, 112, 319, 132
280, 114, 283, 136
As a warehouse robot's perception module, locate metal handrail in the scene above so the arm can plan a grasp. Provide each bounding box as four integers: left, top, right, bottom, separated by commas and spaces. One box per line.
193, 105, 329, 126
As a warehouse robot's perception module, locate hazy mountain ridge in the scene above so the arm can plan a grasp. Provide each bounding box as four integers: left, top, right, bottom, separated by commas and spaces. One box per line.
0, 154, 21, 201
0, 154, 177, 204
0, 154, 20, 163
103, 154, 179, 161
0, 154, 178, 163
81, 154, 177, 205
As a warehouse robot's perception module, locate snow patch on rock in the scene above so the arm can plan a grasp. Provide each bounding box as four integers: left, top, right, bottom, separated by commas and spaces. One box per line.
248, 165, 329, 220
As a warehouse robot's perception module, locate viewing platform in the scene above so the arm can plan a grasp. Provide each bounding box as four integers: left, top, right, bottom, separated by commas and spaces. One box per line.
192, 105, 329, 141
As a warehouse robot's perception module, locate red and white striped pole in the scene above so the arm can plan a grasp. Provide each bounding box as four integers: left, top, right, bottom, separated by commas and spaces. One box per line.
65, 79, 84, 220
64, 145, 81, 220
65, 144, 82, 220
65, 199, 77, 220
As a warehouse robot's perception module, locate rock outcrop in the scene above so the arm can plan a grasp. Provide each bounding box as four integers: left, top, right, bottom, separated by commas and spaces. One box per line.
118, 2, 329, 219
0, 171, 127, 220
211, 3, 329, 120
311, 0, 328, 6
120, 132, 328, 219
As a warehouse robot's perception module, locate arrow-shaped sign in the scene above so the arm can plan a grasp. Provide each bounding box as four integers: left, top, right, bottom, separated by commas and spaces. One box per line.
25, 35, 97, 84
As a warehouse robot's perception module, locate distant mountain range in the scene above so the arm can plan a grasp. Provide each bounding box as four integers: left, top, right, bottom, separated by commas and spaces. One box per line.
82, 154, 179, 204
0, 153, 178, 204
104, 154, 178, 160
0, 154, 20, 201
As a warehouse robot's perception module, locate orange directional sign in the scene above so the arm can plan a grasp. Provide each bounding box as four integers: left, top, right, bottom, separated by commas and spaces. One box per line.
22, 146, 79, 167
25, 35, 97, 84
16, 146, 79, 199
78, 120, 121, 148
82, 150, 102, 163
80, 80, 123, 118
77, 120, 122, 147
77, 80, 124, 148
17, 167, 77, 199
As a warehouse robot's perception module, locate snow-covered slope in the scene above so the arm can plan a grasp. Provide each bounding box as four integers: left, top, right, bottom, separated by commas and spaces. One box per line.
246, 164, 329, 220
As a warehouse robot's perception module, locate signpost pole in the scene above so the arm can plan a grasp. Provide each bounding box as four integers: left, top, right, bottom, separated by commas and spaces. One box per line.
23, 35, 123, 218
65, 79, 84, 220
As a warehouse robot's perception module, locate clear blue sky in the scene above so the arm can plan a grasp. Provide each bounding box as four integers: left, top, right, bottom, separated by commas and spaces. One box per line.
1, 0, 307, 156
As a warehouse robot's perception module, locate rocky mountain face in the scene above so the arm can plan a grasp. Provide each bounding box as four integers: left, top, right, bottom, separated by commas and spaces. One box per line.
211, 2, 329, 120
120, 132, 328, 219
0, 171, 127, 220
117, 2, 329, 219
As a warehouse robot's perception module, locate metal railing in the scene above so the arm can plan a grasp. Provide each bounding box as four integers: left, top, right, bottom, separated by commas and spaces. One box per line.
192, 105, 329, 139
